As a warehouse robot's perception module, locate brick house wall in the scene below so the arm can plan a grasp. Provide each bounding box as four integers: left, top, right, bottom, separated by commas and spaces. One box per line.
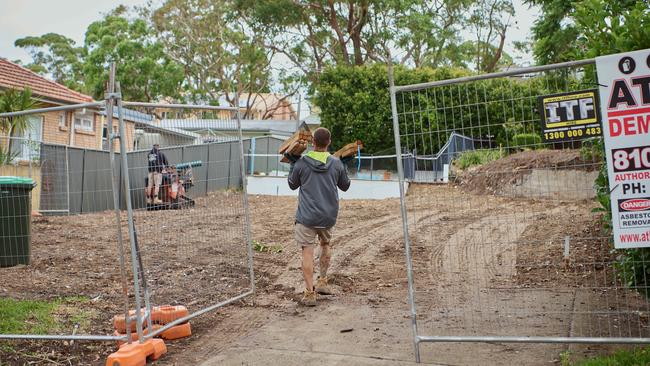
35, 105, 135, 151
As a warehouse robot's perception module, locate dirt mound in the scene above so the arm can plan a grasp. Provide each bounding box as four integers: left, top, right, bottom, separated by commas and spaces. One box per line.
455, 149, 601, 197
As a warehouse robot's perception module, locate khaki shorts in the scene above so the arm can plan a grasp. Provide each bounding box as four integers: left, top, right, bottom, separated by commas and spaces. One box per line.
147, 172, 162, 188
295, 223, 332, 248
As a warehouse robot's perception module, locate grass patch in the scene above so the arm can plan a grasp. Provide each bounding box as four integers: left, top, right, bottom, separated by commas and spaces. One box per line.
253, 240, 283, 253
562, 347, 650, 366
0, 297, 95, 335
0, 298, 58, 335
454, 149, 503, 170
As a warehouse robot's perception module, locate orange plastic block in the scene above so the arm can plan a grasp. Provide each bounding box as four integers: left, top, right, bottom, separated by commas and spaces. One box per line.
159, 322, 192, 340
105, 338, 166, 366
113, 310, 138, 333
115, 323, 192, 345
114, 306, 189, 333
151, 305, 189, 324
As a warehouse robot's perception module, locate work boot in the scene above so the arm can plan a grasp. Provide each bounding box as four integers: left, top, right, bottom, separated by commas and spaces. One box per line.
300, 288, 317, 306
315, 276, 333, 295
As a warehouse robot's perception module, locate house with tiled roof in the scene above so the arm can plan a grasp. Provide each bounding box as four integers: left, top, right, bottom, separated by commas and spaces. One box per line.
0, 58, 135, 156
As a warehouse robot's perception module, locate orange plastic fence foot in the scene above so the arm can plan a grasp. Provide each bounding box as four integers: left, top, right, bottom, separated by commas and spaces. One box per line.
151, 305, 189, 324
114, 327, 152, 346
105, 339, 167, 366
115, 322, 191, 345
159, 322, 192, 340
114, 305, 189, 333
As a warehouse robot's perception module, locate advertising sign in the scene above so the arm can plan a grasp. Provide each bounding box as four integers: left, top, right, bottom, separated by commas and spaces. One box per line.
596, 49, 650, 248
538, 90, 601, 142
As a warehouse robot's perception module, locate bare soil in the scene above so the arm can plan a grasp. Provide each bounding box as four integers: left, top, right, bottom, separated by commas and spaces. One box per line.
455, 149, 601, 197
1, 159, 648, 364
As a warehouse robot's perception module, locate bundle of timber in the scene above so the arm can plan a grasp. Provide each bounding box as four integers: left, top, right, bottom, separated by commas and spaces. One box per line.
334, 140, 364, 158
279, 122, 312, 163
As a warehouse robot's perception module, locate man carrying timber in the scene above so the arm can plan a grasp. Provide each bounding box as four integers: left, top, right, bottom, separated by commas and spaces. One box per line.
285, 127, 351, 306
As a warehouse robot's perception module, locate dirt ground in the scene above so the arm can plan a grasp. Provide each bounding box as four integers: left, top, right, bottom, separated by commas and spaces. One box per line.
1, 152, 649, 364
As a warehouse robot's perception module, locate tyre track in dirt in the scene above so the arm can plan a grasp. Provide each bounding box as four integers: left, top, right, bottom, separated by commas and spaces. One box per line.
269, 213, 400, 292
163, 185, 637, 366
405, 187, 597, 365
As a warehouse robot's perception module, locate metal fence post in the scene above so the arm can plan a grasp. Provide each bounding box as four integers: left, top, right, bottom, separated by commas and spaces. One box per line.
115, 82, 150, 342
236, 98, 256, 296
388, 60, 420, 362
107, 64, 133, 344
65, 145, 70, 215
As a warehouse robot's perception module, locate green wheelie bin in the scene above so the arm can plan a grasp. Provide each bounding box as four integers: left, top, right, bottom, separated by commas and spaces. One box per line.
0, 176, 36, 267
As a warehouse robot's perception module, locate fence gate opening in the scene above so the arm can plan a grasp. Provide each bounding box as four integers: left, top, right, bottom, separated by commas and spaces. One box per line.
389, 59, 650, 363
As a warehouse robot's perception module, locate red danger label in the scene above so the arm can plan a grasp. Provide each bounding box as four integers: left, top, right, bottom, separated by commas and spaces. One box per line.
620, 198, 650, 212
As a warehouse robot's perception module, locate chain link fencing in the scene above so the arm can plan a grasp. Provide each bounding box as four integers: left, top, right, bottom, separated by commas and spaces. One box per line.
118, 99, 254, 341
389, 59, 650, 363
0, 66, 254, 362
0, 102, 132, 352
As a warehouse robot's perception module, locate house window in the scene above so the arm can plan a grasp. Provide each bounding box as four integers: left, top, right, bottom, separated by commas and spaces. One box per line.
161, 111, 170, 119
74, 112, 94, 132
11, 115, 43, 161
59, 111, 68, 128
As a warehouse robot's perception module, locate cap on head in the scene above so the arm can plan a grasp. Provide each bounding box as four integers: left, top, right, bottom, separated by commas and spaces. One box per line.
313, 127, 331, 149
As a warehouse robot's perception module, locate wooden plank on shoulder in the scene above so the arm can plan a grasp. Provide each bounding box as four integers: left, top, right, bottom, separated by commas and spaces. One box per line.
333, 140, 364, 158
278, 122, 312, 154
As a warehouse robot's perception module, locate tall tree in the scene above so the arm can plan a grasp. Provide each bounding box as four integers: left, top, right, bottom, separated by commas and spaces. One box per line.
526, 0, 650, 64
239, 0, 516, 79
83, 6, 184, 101
152, 0, 293, 116
367, 0, 472, 67
14, 33, 86, 91
467, 0, 515, 72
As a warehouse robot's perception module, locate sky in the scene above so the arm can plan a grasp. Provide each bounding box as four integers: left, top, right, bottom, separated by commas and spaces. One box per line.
0, 0, 539, 115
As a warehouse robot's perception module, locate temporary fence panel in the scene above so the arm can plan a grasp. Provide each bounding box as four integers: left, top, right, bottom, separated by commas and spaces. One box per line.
0, 102, 131, 352
118, 100, 254, 342
389, 59, 650, 363
38, 143, 70, 214
247, 136, 286, 176
0, 67, 255, 364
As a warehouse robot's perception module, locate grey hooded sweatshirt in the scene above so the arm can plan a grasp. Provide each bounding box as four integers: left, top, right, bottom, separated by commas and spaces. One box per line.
288, 153, 351, 228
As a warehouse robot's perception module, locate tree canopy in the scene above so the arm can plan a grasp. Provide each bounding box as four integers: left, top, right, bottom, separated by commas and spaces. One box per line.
526, 0, 650, 64
152, 0, 275, 108
15, 6, 184, 102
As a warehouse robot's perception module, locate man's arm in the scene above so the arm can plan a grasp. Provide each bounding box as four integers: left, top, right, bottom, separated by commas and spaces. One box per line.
161, 152, 169, 167
337, 161, 351, 192
287, 159, 301, 190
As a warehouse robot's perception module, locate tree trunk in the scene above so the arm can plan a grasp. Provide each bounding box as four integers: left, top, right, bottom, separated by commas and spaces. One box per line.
349, 1, 368, 66
4, 123, 15, 163
326, 0, 350, 64
485, 30, 506, 73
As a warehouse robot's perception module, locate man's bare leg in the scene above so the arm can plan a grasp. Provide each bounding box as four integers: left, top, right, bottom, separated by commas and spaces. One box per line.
319, 243, 331, 277
315, 243, 333, 295
301, 246, 317, 306
146, 174, 153, 203
302, 246, 315, 291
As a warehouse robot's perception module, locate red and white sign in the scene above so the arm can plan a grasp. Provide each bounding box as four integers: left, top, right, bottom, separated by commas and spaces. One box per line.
597, 49, 650, 248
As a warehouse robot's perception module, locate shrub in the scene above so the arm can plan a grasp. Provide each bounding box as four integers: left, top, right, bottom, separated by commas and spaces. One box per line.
511, 133, 542, 150
580, 138, 604, 162
454, 149, 502, 170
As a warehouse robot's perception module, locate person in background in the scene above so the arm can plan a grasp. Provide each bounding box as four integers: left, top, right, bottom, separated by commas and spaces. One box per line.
146, 143, 168, 204
285, 127, 351, 306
